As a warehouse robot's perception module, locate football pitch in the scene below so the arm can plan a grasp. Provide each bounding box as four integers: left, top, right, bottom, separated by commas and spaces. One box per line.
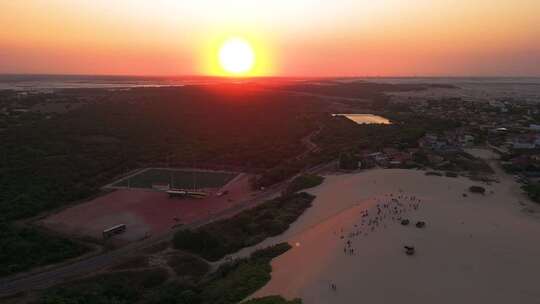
112, 168, 238, 190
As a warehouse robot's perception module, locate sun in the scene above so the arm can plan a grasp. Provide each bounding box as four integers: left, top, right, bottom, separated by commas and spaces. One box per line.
218, 38, 255, 75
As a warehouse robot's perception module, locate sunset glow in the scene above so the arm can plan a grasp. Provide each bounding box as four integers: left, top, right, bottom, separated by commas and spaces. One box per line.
0, 0, 539, 76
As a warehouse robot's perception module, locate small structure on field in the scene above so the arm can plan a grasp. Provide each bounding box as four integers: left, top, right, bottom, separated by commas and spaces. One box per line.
103, 224, 127, 239
167, 189, 208, 199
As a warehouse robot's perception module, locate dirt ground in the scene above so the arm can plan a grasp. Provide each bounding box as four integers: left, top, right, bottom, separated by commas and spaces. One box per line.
39, 173, 255, 243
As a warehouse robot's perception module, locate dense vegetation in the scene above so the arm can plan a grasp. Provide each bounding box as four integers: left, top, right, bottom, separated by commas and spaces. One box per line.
167, 253, 210, 280
0, 86, 321, 223
200, 243, 292, 304
0, 224, 88, 277
285, 174, 324, 194
339, 151, 360, 170
38, 243, 293, 304
254, 112, 445, 186
0, 81, 436, 277
0, 85, 322, 276
283, 81, 435, 102
173, 192, 315, 261
316, 114, 460, 157
40, 268, 169, 304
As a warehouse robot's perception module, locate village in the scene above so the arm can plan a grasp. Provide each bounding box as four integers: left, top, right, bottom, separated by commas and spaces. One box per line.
337, 92, 540, 202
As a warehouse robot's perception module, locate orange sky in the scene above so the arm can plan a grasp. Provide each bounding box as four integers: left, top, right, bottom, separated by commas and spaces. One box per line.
1, 0, 539, 76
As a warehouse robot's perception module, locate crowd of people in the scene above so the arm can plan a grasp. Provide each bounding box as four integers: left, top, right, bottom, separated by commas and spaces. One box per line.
327, 191, 425, 292
334, 191, 423, 257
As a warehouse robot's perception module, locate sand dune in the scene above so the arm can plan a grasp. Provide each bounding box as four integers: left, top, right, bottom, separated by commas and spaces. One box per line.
243, 168, 540, 304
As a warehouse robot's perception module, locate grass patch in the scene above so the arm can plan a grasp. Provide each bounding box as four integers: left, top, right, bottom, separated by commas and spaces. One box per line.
113, 169, 237, 189
173, 192, 314, 261
286, 174, 324, 194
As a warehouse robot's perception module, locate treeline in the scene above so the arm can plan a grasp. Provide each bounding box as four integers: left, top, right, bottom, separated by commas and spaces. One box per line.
0, 224, 88, 277
0, 85, 322, 277
0, 86, 321, 223
254, 112, 459, 185
173, 192, 315, 261
317, 113, 461, 159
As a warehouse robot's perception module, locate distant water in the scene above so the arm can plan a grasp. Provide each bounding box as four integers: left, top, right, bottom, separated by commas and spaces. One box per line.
333, 114, 391, 125
2, 75, 540, 96
0, 75, 225, 91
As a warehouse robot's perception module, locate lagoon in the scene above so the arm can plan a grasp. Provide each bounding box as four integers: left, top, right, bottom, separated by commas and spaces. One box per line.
333, 114, 391, 125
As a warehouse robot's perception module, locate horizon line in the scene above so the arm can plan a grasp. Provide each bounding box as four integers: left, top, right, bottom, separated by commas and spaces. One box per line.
1, 72, 540, 79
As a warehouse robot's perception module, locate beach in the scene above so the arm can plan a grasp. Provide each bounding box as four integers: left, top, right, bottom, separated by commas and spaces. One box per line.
238, 165, 540, 303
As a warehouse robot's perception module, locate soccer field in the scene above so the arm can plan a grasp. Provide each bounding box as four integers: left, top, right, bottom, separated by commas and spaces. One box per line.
113, 168, 237, 190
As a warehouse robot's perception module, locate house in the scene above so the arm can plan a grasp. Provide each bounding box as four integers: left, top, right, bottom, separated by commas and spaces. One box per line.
419, 134, 446, 150
512, 134, 539, 150
529, 124, 540, 131
513, 142, 535, 150
460, 134, 475, 147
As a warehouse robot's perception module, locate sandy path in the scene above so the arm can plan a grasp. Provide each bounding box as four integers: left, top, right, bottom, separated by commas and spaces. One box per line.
241, 168, 540, 304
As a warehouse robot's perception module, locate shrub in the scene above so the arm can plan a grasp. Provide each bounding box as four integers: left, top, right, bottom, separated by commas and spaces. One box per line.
167, 253, 209, 281
199, 243, 291, 304
286, 174, 324, 194
445, 171, 458, 178
173, 193, 315, 261
469, 186, 486, 194
200, 260, 271, 304
251, 243, 292, 262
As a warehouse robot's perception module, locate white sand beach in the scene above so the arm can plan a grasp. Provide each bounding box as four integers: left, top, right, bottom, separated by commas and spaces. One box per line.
239, 152, 540, 303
